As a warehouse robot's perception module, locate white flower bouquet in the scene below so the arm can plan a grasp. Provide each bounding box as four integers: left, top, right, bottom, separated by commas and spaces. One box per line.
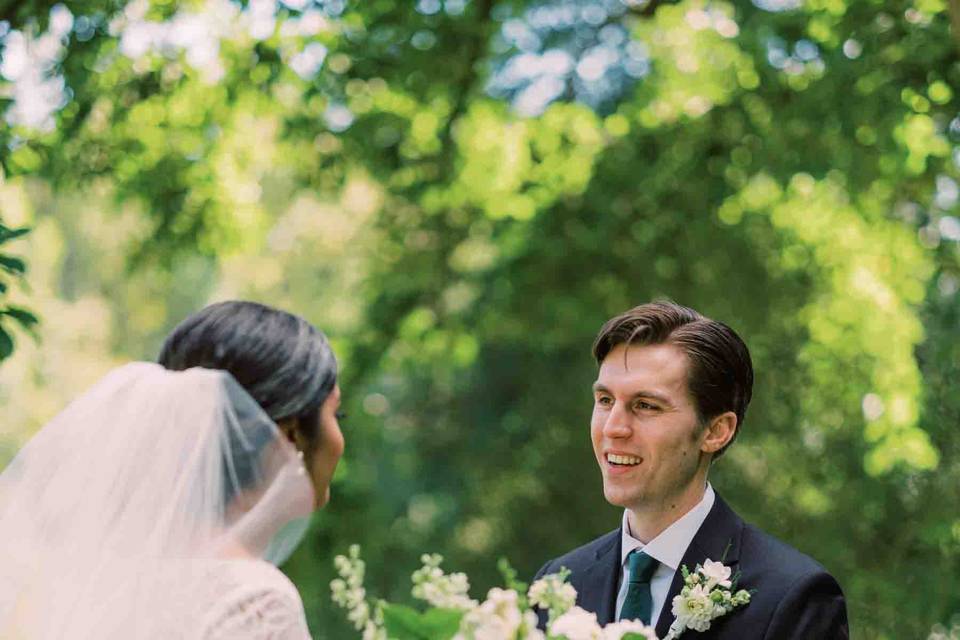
331, 545, 657, 640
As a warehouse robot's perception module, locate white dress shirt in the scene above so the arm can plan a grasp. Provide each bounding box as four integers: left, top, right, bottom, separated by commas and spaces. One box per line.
614, 483, 716, 625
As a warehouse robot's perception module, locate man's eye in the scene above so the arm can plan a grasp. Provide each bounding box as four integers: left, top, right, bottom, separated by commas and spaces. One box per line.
635, 401, 657, 411
597, 396, 613, 406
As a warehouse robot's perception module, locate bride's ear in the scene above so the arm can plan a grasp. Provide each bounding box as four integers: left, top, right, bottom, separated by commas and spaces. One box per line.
276, 418, 299, 446
277, 417, 313, 457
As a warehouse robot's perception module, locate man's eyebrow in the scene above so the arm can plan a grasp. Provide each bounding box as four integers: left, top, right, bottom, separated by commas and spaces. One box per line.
591, 383, 673, 405
633, 390, 673, 406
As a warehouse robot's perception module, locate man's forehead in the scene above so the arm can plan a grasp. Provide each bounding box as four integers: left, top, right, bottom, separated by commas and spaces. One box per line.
596, 342, 689, 387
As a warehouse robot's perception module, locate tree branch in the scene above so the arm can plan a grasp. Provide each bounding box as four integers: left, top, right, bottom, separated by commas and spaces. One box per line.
950, 0, 960, 56
631, 0, 666, 18
437, 0, 496, 169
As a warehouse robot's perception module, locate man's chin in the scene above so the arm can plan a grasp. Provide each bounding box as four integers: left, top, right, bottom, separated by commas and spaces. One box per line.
602, 485, 637, 509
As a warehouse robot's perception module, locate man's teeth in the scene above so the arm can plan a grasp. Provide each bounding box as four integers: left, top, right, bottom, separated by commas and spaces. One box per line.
607, 453, 641, 465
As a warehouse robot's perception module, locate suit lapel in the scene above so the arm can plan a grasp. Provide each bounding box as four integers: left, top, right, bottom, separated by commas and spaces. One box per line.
654, 494, 744, 639
576, 529, 621, 626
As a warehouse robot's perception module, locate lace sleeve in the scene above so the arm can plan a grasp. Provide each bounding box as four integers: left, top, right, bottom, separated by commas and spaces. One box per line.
203, 584, 312, 640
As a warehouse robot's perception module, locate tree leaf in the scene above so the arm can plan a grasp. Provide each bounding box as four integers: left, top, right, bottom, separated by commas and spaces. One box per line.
0, 226, 30, 244
0, 325, 13, 361
418, 608, 464, 639
0, 255, 26, 276
1, 306, 39, 337
382, 604, 428, 640
382, 604, 463, 640
2, 306, 39, 328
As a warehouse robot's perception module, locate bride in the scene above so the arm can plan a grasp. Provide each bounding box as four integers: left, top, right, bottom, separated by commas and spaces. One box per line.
0, 301, 343, 639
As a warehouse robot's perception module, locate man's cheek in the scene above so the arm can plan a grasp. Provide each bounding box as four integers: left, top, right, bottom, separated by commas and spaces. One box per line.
589, 417, 602, 440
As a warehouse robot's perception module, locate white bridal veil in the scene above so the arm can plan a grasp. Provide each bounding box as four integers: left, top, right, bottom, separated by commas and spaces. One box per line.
0, 362, 315, 639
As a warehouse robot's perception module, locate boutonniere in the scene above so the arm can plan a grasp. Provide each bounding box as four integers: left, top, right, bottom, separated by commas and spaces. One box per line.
663, 559, 751, 640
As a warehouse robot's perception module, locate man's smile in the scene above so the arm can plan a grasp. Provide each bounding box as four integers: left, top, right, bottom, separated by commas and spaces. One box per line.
606, 452, 642, 466
603, 450, 644, 475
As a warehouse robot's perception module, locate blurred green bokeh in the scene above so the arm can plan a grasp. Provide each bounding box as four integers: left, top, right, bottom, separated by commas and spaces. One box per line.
1, 0, 959, 637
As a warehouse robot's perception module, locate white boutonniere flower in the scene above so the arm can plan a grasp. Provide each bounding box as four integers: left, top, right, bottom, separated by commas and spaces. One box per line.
699, 560, 732, 590
663, 559, 751, 640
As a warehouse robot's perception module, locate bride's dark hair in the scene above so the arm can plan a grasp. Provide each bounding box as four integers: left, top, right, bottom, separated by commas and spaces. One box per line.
158, 300, 338, 451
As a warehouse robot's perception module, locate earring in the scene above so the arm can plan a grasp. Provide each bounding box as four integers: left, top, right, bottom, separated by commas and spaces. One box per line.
296, 450, 307, 476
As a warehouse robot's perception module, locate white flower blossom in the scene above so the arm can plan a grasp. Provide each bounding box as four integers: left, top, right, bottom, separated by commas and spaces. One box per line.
411, 553, 479, 611
481, 588, 523, 633
601, 619, 658, 640
454, 610, 515, 640
528, 571, 577, 621
454, 587, 548, 640
671, 584, 717, 633
520, 610, 546, 640
549, 606, 603, 640
333, 549, 753, 640
700, 559, 733, 589
330, 545, 386, 640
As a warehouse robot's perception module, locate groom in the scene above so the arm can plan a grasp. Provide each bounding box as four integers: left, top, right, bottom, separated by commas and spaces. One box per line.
533, 302, 848, 638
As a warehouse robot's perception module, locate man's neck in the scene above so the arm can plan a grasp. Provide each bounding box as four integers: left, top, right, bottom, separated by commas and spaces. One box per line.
626, 481, 708, 544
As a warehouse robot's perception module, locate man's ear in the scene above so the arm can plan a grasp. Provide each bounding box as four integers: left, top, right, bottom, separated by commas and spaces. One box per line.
700, 411, 737, 454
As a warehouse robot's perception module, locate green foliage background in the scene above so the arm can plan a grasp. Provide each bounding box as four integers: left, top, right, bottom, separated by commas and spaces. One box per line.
2, 0, 960, 637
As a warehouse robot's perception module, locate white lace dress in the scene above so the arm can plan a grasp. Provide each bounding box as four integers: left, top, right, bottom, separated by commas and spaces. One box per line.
1, 558, 312, 639
159, 559, 313, 640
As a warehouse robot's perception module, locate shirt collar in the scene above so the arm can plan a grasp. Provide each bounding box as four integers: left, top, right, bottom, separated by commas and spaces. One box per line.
619, 483, 716, 572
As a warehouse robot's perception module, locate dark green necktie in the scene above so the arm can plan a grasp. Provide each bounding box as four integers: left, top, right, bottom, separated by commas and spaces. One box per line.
620, 550, 659, 624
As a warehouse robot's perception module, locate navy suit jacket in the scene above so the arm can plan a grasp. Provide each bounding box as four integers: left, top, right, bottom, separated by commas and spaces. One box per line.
533, 494, 848, 639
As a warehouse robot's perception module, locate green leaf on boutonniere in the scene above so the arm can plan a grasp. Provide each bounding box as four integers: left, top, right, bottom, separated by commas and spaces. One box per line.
720, 541, 733, 564
382, 603, 464, 640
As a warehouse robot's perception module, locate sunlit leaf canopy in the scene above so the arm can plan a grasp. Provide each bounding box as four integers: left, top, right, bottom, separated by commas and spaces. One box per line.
1, 0, 959, 637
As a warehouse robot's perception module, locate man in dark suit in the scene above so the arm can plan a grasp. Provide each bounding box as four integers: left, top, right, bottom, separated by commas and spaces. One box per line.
533, 302, 848, 639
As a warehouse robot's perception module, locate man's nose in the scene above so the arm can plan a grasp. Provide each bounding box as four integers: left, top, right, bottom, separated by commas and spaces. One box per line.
602, 403, 632, 438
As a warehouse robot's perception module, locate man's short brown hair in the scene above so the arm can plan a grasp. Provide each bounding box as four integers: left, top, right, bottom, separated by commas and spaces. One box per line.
592, 301, 753, 456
